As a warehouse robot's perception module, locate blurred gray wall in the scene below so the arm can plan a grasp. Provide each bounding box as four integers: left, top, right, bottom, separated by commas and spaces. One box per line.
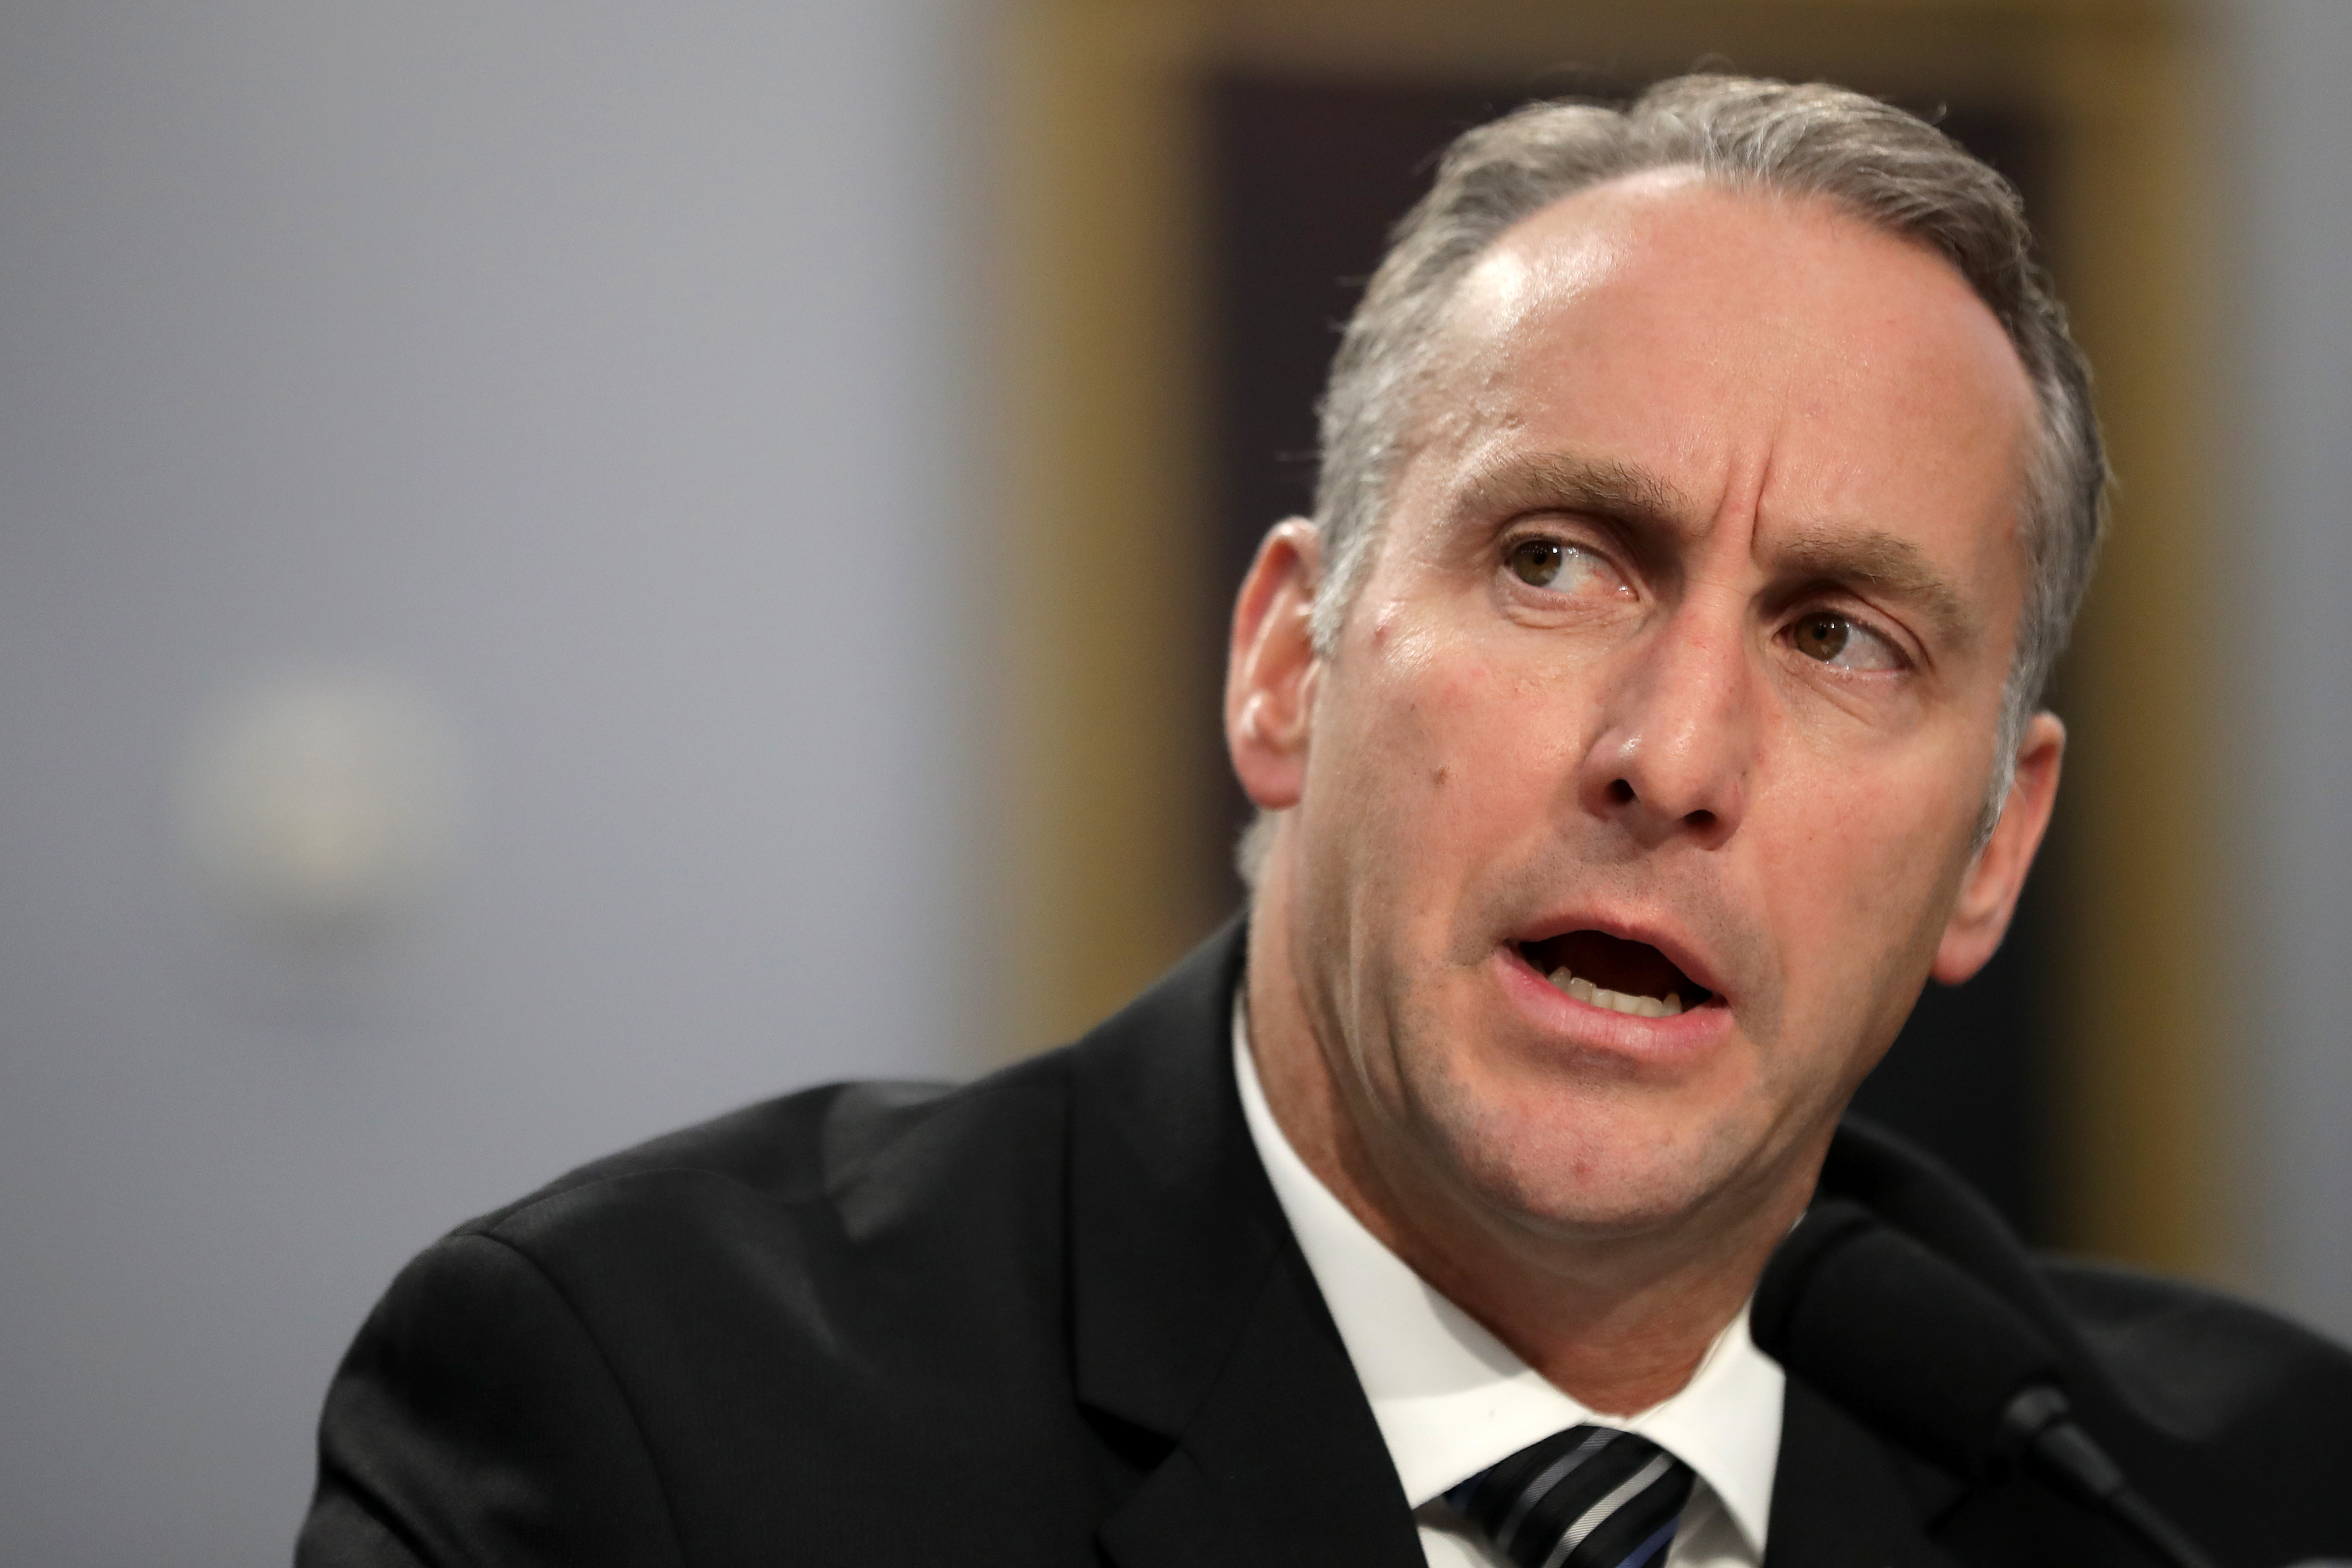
0, 2, 987, 1562
2231, 0, 2352, 1342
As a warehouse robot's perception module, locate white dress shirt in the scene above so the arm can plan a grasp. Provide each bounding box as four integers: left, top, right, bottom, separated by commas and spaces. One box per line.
1233, 1012, 1781, 1568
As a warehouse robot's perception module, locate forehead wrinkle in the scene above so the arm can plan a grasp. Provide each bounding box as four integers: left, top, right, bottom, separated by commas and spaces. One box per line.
1771, 524, 1977, 648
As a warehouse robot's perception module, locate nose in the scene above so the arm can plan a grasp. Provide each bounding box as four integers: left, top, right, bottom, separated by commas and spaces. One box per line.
1578, 599, 1754, 848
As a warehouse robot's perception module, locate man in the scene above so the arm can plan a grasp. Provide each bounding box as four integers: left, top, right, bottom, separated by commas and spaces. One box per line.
299, 76, 2352, 1568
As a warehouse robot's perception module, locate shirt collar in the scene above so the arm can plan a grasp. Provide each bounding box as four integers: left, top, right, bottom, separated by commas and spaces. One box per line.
1232, 1005, 1781, 1555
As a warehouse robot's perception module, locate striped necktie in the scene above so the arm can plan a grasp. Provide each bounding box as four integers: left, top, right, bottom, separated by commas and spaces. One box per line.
1443, 1425, 1697, 1568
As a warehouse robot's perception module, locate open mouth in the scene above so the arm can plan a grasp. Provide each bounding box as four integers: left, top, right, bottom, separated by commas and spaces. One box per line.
1514, 930, 1716, 1019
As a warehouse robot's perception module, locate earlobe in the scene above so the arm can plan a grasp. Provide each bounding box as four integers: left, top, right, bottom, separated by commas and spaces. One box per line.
1931, 712, 2065, 985
1226, 519, 1324, 813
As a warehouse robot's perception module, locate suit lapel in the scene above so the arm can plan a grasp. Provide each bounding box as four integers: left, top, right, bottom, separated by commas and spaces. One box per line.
1065, 919, 1423, 1568
1096, 1256, 1424, 1568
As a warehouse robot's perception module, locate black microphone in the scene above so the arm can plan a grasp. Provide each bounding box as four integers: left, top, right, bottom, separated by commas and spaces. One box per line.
1752, 1200, 2218, 1568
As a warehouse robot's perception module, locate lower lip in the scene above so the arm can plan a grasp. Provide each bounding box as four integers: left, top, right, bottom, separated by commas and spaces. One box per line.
1491, 945, 1734, 1062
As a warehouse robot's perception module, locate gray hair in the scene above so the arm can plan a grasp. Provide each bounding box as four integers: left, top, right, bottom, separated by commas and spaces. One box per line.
1242, 73, 2107, 885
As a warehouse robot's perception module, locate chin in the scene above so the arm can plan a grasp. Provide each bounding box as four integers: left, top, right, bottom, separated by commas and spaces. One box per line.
1417, 1072, 1765, 1241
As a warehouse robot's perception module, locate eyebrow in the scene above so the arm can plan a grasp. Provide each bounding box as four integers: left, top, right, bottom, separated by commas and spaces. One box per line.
1774, 525, 1976, 647
1460, 450, 1978, 647
1463, 452, 1692, 537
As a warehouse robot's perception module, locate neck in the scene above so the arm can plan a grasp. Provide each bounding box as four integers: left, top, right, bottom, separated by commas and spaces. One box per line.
1242, 882, 1816, 1417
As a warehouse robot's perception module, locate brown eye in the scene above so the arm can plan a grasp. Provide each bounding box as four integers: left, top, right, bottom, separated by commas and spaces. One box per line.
1507, 537, 1566, 586
1793, 613, 1851, 663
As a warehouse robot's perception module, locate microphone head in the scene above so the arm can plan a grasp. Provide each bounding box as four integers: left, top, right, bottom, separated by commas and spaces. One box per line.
1751, 1200, 2064, 1480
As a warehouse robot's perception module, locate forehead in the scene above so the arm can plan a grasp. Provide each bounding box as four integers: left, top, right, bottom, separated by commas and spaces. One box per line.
1413, 170, 2037, 586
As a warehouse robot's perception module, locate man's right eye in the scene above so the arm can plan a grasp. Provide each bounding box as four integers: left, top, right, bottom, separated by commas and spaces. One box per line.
1501, 532, 1625, 602
1507, 537, 1569, 586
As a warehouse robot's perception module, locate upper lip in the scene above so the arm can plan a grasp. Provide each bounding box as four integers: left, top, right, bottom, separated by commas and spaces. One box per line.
1508, 910, 1730, 1003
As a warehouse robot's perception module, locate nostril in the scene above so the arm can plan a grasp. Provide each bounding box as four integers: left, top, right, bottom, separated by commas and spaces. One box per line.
1607, 779, 1636, 805
1685, 809, 1716, 829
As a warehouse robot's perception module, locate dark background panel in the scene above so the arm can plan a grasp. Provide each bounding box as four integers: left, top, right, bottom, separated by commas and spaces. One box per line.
1201, 71, 2058, 1241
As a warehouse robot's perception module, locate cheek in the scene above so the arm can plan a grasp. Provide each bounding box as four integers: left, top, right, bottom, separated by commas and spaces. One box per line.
1753, 762, 1980, 1020
1327, 622, 1583, 860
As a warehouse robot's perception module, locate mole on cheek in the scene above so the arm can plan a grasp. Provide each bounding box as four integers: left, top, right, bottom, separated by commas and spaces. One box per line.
1432, 764, 1451, 790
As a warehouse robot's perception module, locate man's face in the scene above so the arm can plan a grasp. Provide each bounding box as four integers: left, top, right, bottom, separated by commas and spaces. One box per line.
1239, 171, 2051, 1249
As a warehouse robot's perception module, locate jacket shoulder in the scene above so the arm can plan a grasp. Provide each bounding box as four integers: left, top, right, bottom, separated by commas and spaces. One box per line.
1830, 1117, 2352, 1453
2041, 1255, 2352, 1444
454, 1046, 1079, 1248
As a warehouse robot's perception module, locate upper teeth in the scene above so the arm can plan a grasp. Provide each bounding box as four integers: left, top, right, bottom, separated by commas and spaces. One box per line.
1548, 967, 1683, 1017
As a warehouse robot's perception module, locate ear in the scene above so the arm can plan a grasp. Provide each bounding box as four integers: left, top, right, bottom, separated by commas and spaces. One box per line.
1226, 519, 1323, 812
1931, 711, 2065, 985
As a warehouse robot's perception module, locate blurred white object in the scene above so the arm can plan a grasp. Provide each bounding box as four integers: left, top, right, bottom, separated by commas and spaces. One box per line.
181, 671, 463, 939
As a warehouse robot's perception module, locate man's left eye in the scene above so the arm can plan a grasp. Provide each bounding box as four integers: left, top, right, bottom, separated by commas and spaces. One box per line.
1790, 612, 1903, 671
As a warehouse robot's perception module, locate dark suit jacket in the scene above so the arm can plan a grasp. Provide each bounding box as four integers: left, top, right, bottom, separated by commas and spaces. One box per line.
299, 921, 2352, 1568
